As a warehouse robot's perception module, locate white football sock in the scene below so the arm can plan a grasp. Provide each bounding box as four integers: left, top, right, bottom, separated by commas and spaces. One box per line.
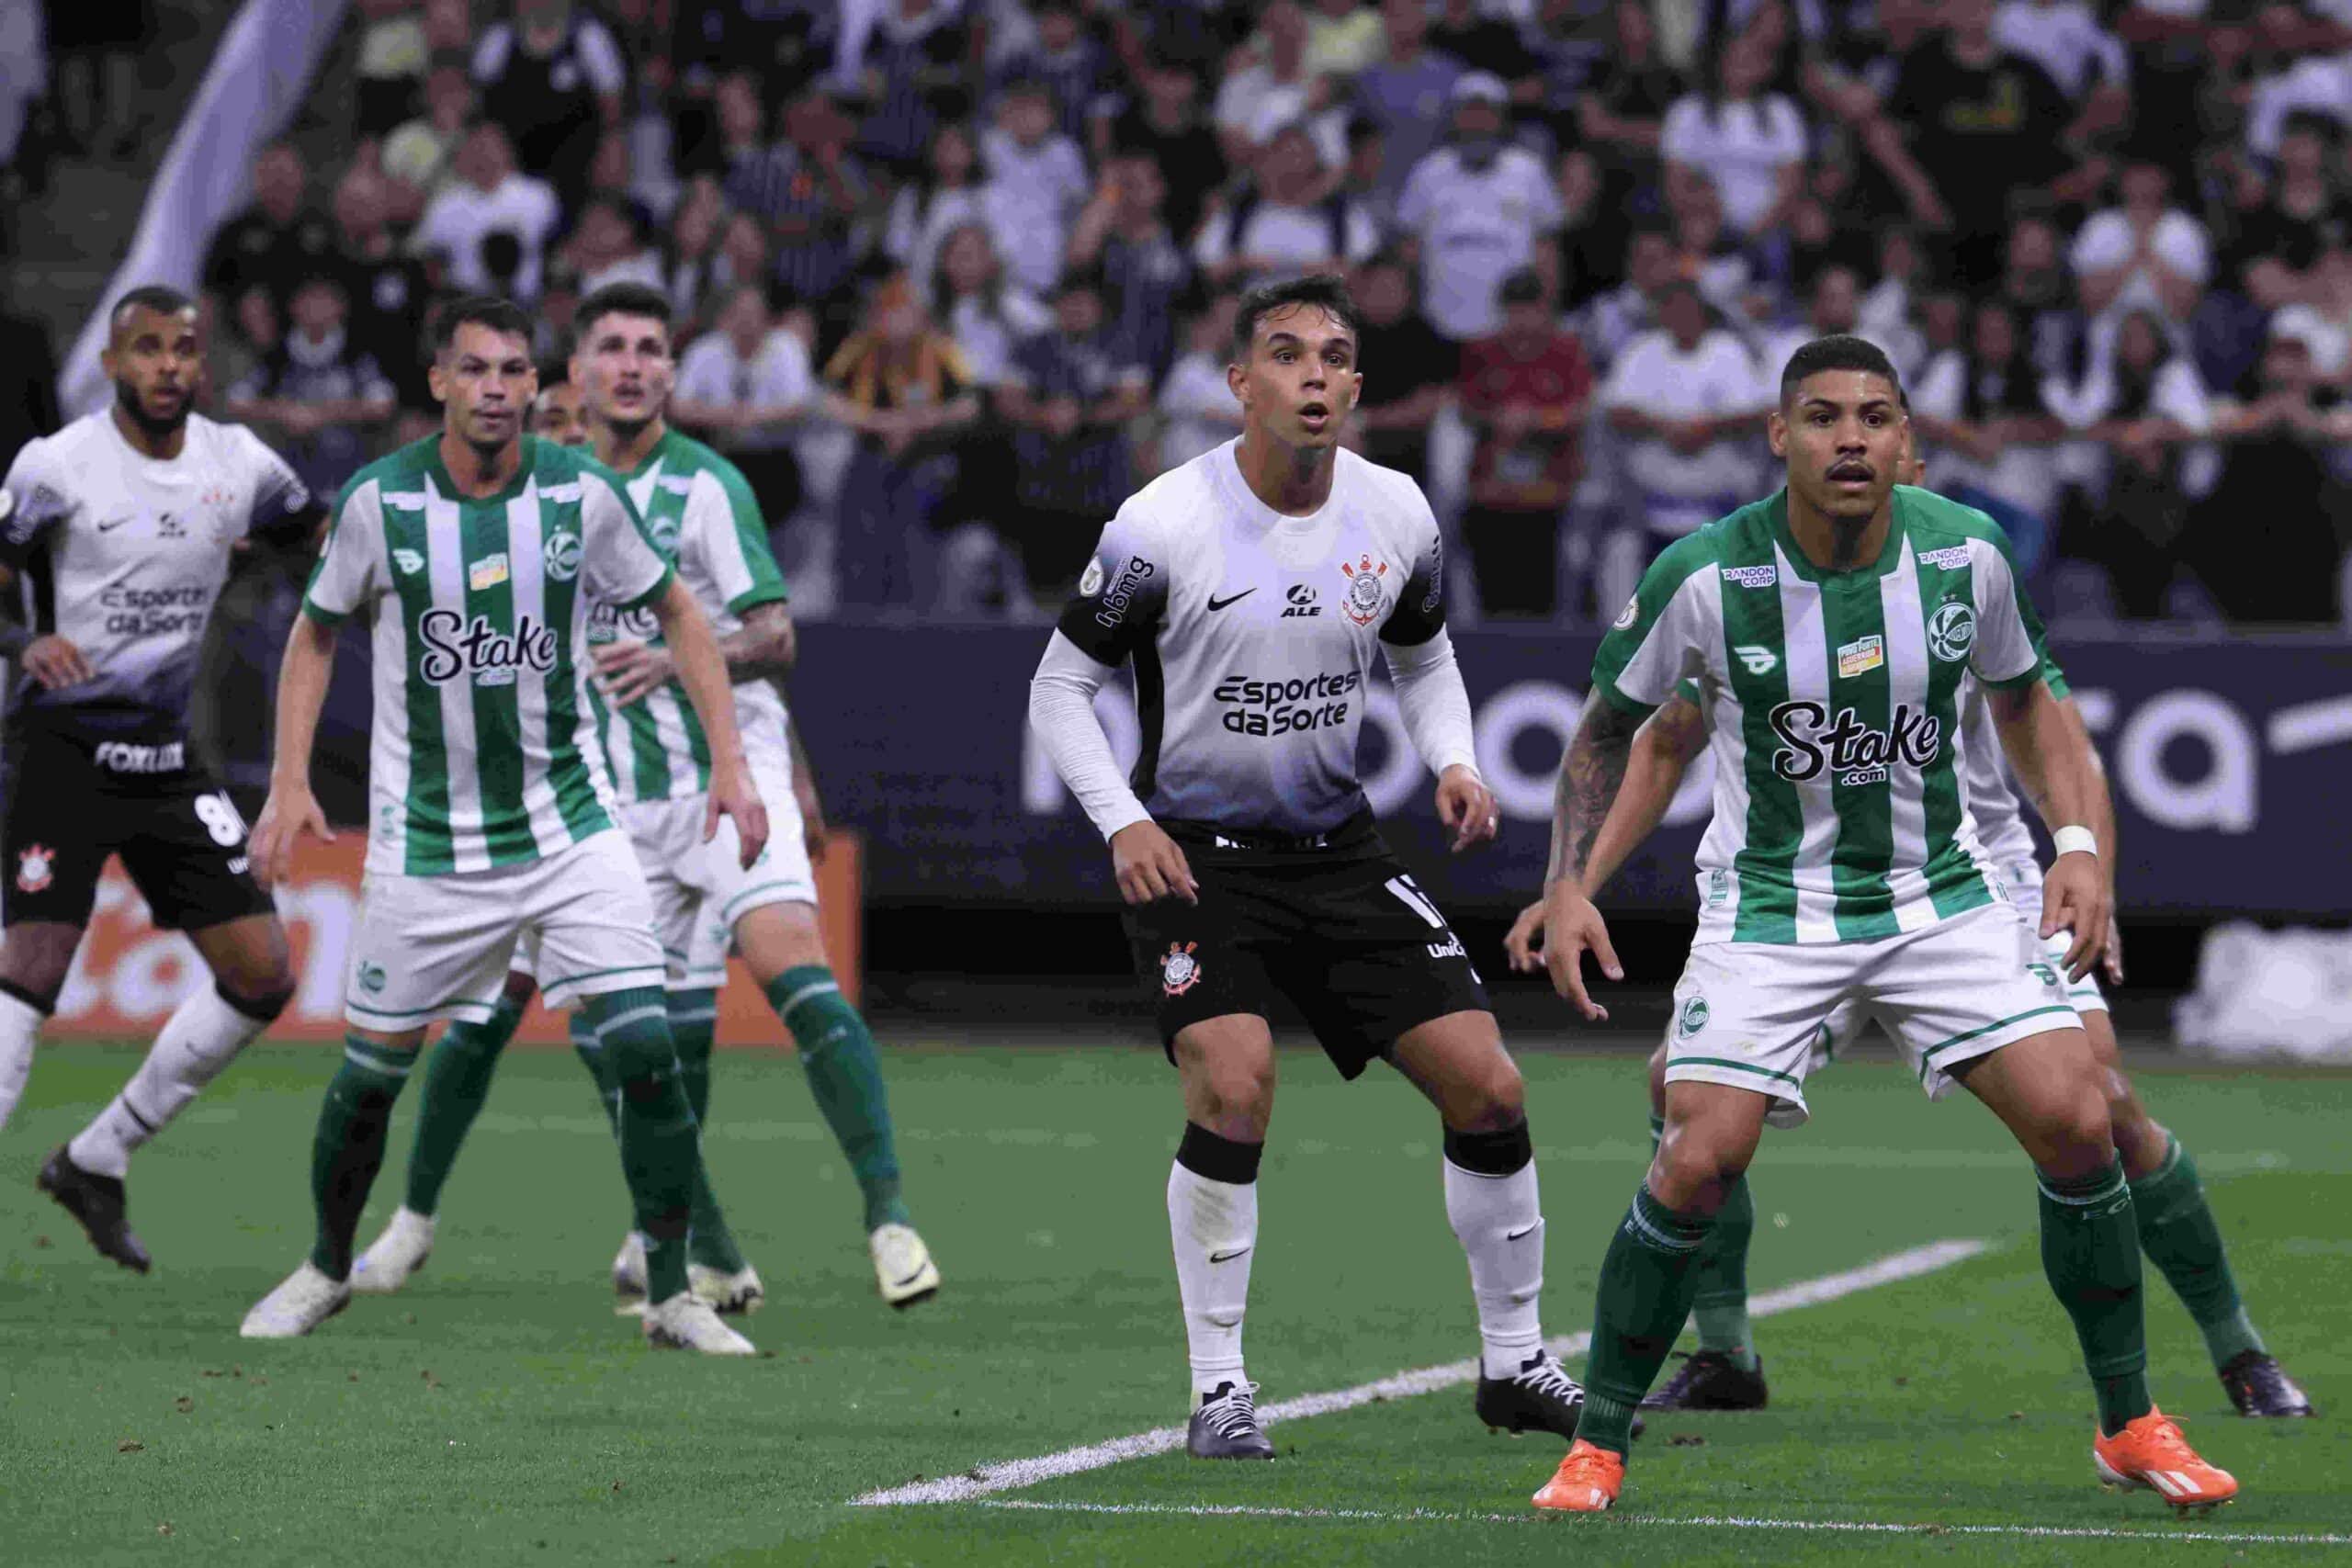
0, 988, 43, 1133
68, 987, 269, 1178
1169, 1160, 1258, 1401
1444, 1155, 1545, 1380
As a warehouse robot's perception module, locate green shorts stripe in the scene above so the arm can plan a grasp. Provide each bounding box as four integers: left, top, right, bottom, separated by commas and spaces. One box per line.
1670, 1054, 1806, 1089
1922, 1003, 2079, 1062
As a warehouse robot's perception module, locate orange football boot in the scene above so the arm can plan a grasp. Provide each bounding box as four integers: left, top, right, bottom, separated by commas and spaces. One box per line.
2093, 1407, 2239, 1513
1531, 1438, 1625, 1513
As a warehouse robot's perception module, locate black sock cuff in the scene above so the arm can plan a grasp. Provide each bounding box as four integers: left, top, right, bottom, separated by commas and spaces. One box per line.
1177, 1122, 1262, 1184
0, 976, 56, 1016
218, 981, 293, 1022
1443, 1122, 1532, 1177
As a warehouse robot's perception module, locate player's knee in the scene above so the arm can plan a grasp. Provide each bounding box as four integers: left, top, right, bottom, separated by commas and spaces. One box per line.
1199, 1058, 1274, 1130
0, 924, 82, 1008
1646, 1045, 1669, 1113
1450, 1055, 1524, 1134
1650, 1121, 1754, 1211
2036, 1088, 2117, 1177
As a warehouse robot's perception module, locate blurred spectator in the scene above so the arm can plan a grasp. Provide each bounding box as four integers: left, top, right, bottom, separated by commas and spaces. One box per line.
821, 275, 980, 608
1102, 59, 1225, 243
1581, 221, 1678, 370
2000, 211, 2086, 378
735, 87, 872, 310
0, 0, 44, 179
2244, 24, 2352, 158
712, 210, 774, 304
226, 274, 396, 498
1574, 0, 1679, 164
1005, 1, 1112, 149
853, 0, 970, 175
980, 77, 1091, 298
1340, 116, 1399, 241
1857, 223, 1927, 363
472, 0, 627, 204
530, 374, 589, 446
1155, 290, 1245, 471
1346, 250, 1454, 487
1911, 299, 2068, 569
1549, 148, 1624, 313
1758, 265, 1900, 388
0, 296, 58, 461
334, 164, 434, 409
1662, 164, 1752, 320
204, 143, 338, 308
565, 195, 664, 295
1305, 0, 1384, 80
1660, 30, 1807, 237
931, 222, 1051, 390
209, 289, 279, 416
669, 0, 833, 104
1780, 153, 1881, 293
704, 68, 772, 198
1459, 270, 1590, 619
2046, 309, 2211, 616
353, 0, 432, 141
413, 120, 562, 299
2190, 330, 2352, 621
1600, 280, 1768, 539
1067, 152, 1192, 381
383, 56, 479, 224
1428, 0, 1535, 86
2271, 241, 2352, 385
1195, 121, 1380, 289
1215, 1, 1345, 168
660, 174, 728, 328
48, 0, 141, 158
1993, 0, 2128, 102
2073, 160, 2211, 323
1351, 0, 1464, 211
2223, 117, 2350, 315
1397, 73, 1563, 342
1001, 271, 1149, 598
673, 281, 812, 525
886, 121, 1008, 306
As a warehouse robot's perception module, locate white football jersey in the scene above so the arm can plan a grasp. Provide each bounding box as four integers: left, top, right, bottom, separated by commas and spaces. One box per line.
0, 410, 311, 742
1055, 440, 1447, 836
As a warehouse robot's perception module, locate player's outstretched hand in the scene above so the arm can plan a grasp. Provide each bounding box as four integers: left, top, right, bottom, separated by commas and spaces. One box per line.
1503, 898, 1546, 973
1541, 881, 1623, 1022
1110, 820, 1197, 906
2041, 849, 2110, 983
249, 784, 333, 891
20, 634, 92, 691
1434, 763, 1498, 853
591, 639, 675, 707
706, 764, 770, 871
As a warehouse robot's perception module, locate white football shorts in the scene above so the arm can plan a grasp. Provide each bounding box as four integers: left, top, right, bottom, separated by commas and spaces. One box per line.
2002, 858, 2108, 1015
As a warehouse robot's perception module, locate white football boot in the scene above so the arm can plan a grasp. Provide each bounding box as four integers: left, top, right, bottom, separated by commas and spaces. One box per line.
350, 1206, 436, 1294
241, 1262, 353, 1338
642, 1292, 757, 1355
689, 1261, 765, 1316
611, 1230, 648, 1314
869, 1222, 941, 1308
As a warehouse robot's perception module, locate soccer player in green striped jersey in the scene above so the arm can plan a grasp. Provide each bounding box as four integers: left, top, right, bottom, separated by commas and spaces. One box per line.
1523, 337, 2239, 1515
238, 296, 772, 1355
350, 284, 937, 1315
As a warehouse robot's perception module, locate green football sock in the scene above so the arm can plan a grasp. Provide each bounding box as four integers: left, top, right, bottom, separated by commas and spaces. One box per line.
2130, 1134, 2265, 1370
2038, 1159, 2152, 1435
1691, 1173, 1758, 1370
667, 989, 744, 1273
768, 966, 910, 1233
582, 987, 698, 1304
402, 994, 526, 1217
1577, 1184, 1714, 1457
569, 1009, 622, 1139
310, 1036, 415, 1280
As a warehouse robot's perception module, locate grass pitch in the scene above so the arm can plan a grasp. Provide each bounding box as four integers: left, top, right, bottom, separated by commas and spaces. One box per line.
2, 1038, 2346, 1566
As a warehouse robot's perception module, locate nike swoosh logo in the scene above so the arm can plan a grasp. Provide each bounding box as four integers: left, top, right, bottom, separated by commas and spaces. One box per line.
96, 516, 134, 532
1206, 589, 1257, 612
1208, 1246, 1253, 1264
890, 1269, 931, 1289
1506, 1224, 1541, 1241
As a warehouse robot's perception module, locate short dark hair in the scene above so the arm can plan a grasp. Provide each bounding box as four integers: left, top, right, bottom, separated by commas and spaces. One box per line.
1779, 333, 1902, 405
1230, 273, 1358, 364
574, 281, 673, 343
110, 285, 195, 332
435, 294, 534, 357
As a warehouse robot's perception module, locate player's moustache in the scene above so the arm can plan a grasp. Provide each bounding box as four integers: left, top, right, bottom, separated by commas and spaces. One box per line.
1828, 458, 1872, 480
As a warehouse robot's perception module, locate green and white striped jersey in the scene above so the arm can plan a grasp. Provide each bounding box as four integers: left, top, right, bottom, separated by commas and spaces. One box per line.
586, 429, 791, 802
303, 435, 673, 877
1593, 485, 2049, 945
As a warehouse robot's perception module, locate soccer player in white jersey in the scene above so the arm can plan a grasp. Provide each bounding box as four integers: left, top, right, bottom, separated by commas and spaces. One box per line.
1506, 445, 2312, 1423
238, 295, 769, 1354
0, 286, 313, 1272
1029, 275, 1595, 1461
350, 283, 938, 1313
1516, 336, 2237, 1514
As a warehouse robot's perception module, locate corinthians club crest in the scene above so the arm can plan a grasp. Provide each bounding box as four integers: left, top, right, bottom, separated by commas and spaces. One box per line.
1160, 942, 1203, 997
15, 843, 52, 894
1338, 554, 1389, 626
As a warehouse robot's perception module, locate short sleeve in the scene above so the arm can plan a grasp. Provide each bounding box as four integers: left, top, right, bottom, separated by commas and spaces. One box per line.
579, 467, 673, 611
2040, 646, 2071, 701
1966, 530, 2048, 688
687, 466, 788, 615
303, 476, 386, 623
1379, 488, 1448, 648
1055, 502, 1169, 667
1589, 536, 1716, 716
0, 438, 70, 570
236, 426, 316, 540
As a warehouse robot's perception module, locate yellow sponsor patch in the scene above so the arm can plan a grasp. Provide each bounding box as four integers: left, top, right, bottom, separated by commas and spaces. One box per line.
1837, 634, 1884, 678
469, 552, 510, 592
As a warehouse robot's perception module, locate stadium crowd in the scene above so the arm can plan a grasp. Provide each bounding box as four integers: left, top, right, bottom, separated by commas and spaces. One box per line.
72, 0, 2352, 621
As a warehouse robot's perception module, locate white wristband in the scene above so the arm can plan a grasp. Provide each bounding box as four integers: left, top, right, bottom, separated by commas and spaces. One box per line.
2051, 826, 2098, 860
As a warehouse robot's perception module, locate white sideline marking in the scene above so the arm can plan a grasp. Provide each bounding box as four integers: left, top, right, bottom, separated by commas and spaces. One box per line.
963, 1500, 2352, 1546
851, 1238, 1988, 1508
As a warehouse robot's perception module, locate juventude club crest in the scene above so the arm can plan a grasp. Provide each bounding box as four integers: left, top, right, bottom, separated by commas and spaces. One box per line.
543, 526, 582, 582
1338, 555, 1388, 626
356, 961, 388, 994
1160, 942, 1203, 997
15, 843, 53, 894
1679, 996, 1710, 1036
1927, 601, 1976, 662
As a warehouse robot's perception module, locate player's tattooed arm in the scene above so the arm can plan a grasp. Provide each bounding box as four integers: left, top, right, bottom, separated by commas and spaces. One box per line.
718, 601, 797, 684
1546, 698, 1644, 891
